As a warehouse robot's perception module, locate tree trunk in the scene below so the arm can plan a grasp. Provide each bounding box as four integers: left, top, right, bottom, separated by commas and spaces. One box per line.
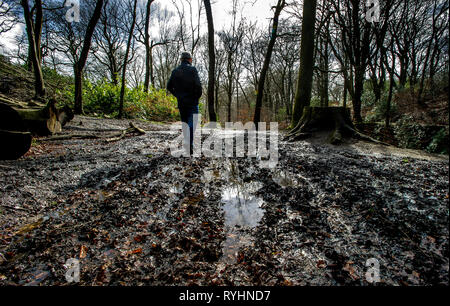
34, 0, 43, 63
253, 0, 285, 125
204, 0, 217, 123
150, 47, 155, 87
352, 65, 364, 124
118, 0, 138, 119
319, 37, 329, 107
15, 101, 62, 136
74, 0, 104, 115
385, 56, 396, 128
343, 76, 348, 108
21, 0, 45, 98
74, 65, 83, 114
143, 0, 154, 93
291, 0, 317, 128
227, 85, 232, 122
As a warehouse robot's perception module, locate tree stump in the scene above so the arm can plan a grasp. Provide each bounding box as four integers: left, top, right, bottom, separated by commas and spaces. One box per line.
0, 103, 32, 160
286, 106, 386, 145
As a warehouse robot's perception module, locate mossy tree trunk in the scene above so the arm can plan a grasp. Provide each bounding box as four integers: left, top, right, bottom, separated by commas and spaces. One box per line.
0, 95, 73, 136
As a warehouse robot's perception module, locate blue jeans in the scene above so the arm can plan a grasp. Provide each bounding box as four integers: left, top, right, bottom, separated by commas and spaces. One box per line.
179, 105, 199, 154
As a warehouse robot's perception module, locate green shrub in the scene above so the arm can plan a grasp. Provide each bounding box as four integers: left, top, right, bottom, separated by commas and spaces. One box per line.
361, 85, 377, 108
393, 115, 427, 149
75, 80, 179, 121
426, 127, 449, 154
83, 80, 122, 115
128, 85, 180, 121
363, 82, 399, 123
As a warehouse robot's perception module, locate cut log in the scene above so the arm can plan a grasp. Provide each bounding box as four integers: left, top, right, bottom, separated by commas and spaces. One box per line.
0, 94, 74, 135
0, 130, 32, 160
0, 103, 32, 160
285, 106, 388, 145
13, 99, 62, 136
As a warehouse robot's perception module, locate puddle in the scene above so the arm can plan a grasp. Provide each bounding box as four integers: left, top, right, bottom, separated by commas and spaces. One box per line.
169, 182, 183, 195
199, 159, 267, 264
220, 180, 265, 264
271, 168, 298, 187
221, 230, 254, 264
222, 182, 264, 227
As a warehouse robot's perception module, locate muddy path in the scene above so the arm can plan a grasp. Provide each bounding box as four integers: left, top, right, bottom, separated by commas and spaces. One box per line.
0, 116, 448, 285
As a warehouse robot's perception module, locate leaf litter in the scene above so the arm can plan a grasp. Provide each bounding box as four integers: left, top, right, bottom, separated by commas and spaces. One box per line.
0, 116, 448, 285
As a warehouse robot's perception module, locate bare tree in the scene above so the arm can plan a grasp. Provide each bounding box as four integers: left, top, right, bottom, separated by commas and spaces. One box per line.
20, 0, 45, 97
203, 0, 216, 122
0, 1, 18, 37
73, 0, 105, 114
171, 0, 203, 55
92, 0, 129, 85
118, 0, 138, 119
253, 0, 286, 124
417, 0, 448, 105
218, 0, 244, 122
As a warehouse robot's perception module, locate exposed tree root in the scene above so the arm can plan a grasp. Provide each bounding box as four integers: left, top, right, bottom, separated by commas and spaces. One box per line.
285, 106, 389, 146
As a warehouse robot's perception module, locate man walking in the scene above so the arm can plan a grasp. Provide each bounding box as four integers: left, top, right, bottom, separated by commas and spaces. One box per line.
167, 52, 202, 156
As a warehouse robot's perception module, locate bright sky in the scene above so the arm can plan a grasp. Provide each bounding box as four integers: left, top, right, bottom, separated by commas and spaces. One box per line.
0, 0, 281, 56
210, 0, 278, 29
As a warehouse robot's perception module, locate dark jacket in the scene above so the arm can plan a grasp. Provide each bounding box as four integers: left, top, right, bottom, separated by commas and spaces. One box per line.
167, 60, 202, 108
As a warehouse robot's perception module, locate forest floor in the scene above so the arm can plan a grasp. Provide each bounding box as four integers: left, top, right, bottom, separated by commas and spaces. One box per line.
0, 115, 448, 286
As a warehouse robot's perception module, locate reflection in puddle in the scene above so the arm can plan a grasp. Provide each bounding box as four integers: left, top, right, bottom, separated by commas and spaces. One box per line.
271, 168, 298, 188
169, 182, 183, 195
221, 230, 253, 263
220, 180, 265, 264
222, 182, 264, 227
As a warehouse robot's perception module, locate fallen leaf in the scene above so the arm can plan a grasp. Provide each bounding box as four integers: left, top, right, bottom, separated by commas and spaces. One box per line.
80, 245, 88, 258
317, 260, 327, 269
134, 235, 143, 243
129, 248, 142, 254
343, 261, 360, 280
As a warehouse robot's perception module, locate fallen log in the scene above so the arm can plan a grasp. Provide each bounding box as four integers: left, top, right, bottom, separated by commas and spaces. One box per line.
285, 106, 389, 145
0, 103, 32, 160
37, 122, 146, 142
14, 99, 62, 136
0, 94, 74, 136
